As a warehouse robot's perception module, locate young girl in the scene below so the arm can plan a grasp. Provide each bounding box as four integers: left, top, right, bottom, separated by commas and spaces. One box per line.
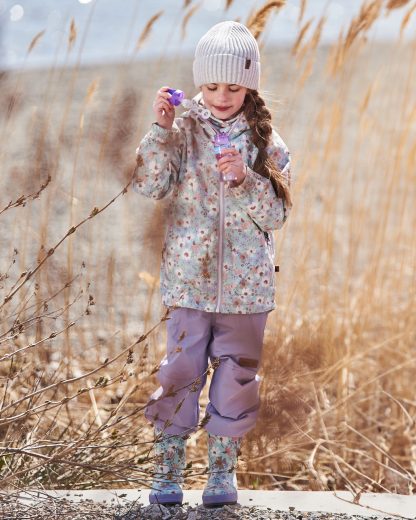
134, 21, 292, 507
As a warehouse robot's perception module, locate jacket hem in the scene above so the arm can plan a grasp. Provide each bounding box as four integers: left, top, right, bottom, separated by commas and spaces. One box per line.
161, 293, 275, 315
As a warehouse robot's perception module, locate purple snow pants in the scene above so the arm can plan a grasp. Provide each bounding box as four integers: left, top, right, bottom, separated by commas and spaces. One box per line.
145, 307, 269, 438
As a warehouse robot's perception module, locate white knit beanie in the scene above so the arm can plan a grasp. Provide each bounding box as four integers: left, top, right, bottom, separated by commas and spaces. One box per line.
193, 21, 260, 90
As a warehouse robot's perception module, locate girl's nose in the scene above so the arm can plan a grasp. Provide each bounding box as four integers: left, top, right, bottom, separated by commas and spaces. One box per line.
217, 90, 229, 102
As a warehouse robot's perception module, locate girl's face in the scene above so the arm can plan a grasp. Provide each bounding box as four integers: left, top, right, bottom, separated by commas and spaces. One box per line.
201, 83, 248, 120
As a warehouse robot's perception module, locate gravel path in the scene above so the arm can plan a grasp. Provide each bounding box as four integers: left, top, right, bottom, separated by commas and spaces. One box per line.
0, 494, 403, 520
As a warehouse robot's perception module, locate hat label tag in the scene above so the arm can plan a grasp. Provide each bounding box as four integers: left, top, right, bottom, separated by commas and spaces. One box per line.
245, 59, 251, 69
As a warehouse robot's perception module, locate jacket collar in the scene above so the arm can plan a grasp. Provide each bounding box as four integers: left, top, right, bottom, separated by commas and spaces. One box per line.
187, 92, 250, 139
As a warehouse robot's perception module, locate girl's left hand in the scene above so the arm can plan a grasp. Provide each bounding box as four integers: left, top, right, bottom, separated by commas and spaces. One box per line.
217, 148, 246, 186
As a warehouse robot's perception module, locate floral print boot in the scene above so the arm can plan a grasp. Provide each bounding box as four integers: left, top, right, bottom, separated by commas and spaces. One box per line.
149, 427, 186, 505
202, 433, 241, 507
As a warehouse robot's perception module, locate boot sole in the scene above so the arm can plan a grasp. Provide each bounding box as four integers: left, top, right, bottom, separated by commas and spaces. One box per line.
202, 492, 238, 507
149, 492, 183, 506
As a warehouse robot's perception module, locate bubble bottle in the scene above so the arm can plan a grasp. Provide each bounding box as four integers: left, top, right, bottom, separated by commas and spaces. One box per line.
167, 89, 236, 182
213, 132, 237, 182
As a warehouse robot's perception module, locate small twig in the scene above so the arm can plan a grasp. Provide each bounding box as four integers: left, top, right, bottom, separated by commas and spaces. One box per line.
0, 175, 51, 216
1, 271, 83, 327
333, 491, 414, 520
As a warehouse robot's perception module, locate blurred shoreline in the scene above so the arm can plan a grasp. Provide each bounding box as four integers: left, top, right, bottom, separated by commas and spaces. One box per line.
1, 0, 413, 72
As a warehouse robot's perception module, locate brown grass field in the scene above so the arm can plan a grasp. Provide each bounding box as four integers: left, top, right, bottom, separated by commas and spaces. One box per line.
0, 0, 415, 499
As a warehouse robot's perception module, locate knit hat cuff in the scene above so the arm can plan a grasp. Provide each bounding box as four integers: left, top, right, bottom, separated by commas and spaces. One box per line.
193, 54, 260, 90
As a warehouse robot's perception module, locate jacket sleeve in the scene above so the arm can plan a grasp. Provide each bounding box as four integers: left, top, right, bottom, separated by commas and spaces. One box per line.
230, 129, 292, 232
133, 120, 185, 200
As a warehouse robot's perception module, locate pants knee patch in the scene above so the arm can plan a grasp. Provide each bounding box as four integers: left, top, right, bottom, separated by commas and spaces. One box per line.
209, 358, 260, 419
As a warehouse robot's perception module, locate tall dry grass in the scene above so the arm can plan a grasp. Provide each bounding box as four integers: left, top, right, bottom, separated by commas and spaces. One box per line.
0, 0, 415, 500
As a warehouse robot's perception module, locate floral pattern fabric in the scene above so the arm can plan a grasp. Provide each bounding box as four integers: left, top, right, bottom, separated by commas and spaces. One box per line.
134, 94, 291, 314
149, 427, 186, 503
202, 433, 241, 505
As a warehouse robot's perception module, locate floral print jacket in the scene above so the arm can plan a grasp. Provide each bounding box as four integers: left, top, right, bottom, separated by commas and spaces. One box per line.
134, 96, 291, 314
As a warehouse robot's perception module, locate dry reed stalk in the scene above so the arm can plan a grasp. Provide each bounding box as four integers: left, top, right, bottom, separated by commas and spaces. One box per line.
359, 78, 378, 113
327, 30, 346, 76
181, 2, 202, 40
344, 0, 383, 53
27, 30, 45, 55
329, 0, 402, 76
386, 0, 412, 9
136, 11, 164, 51
88, 382, 104, 428
225, 0, 234, 10
296, 16, 326, 84
298, 0, 307, 24
247, 0, 286, 40
100, 89, 137, 172
400, 3, 416, 36
291, 17, 314, 56
86, 79, 99, 104
309, 15, 326, 52
68, 18, 77, 52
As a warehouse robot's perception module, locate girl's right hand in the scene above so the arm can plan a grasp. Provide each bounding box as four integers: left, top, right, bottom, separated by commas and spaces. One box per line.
153, 86, 175, 130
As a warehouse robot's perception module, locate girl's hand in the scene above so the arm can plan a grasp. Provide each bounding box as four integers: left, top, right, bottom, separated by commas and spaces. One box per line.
153, 86, 175, 130
217, 148, 246, 186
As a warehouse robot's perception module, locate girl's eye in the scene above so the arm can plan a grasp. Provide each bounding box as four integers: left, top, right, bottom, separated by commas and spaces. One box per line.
229, 89, 239, 93
207, 86, 217, 91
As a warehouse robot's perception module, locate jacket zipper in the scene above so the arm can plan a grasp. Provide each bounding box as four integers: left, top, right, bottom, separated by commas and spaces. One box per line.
216, 179, 225, 312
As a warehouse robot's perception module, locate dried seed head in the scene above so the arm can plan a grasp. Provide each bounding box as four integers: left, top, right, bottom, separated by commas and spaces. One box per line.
27, 30, 46, 55
247, 0, 286, 40
68, 18, 77, 51
181, 2, 202, 40
136, 11, 164, 50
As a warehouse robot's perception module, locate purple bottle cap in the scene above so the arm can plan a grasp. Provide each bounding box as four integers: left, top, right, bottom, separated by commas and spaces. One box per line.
167, 88, 185, 106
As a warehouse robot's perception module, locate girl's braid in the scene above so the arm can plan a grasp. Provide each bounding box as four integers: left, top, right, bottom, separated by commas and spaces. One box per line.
243, 90, 292, 207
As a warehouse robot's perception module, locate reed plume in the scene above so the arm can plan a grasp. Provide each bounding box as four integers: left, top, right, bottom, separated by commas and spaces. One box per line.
386, 0, 411, 9
328, 0, 384, 75
68, 18, 77, 52
292, 18, 314, 56
298, 0, 308, 24
27, 30, 45, 55
181, 2, 202, 40
85, 79, 99, 105
344, 0, 383, 52
247, 0, 286, 40
136, 11, 164, 51
400, 3, 416, 36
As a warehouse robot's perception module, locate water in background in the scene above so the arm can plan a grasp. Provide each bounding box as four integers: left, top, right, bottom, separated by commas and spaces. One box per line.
0, 0, 412, 70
